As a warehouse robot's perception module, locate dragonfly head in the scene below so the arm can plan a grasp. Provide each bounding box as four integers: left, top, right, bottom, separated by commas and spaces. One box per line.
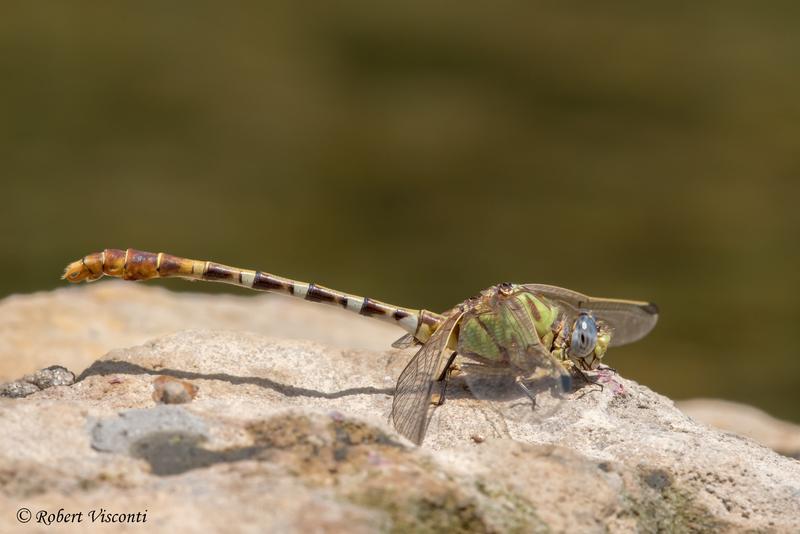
565, 312, 612, 370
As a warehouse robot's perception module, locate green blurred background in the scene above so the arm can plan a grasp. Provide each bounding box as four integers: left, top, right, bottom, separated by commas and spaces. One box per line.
2, 3, 798, 420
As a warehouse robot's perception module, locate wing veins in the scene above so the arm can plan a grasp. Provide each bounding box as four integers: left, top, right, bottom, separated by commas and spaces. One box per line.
522, 284, 658, 346
391, 311, 463, 444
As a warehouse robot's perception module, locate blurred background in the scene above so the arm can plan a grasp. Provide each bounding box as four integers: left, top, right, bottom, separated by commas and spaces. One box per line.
1, 3, 798, 421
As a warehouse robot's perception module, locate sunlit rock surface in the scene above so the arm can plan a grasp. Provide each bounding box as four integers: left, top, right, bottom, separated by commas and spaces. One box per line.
1, 285, 798, 532
678, 398, 800, 459
0, 283, 400, 381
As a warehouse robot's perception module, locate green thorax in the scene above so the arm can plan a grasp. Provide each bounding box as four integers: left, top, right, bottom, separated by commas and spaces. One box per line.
456, 285, 559, 370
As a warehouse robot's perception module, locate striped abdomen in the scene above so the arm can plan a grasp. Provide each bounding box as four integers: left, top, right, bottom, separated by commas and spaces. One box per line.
62, 248, 442, 341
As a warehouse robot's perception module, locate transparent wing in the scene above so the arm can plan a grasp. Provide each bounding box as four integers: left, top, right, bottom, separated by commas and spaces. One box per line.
463, 294, 571, 424
391, 333, 420, 349
522, 284, 658, 346
391, 310, 463, 445
463, 345, 571, 424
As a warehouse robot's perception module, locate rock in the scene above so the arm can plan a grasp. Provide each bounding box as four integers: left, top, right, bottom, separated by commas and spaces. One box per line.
0, 365, 75, 399
90, 405, 209, 455
25, 365, 76, 389
0, 380, 40, 398
678, 398, 800, 459
0, 286, 798, 532
151, 375, 199, 404
0, 283, 400, 381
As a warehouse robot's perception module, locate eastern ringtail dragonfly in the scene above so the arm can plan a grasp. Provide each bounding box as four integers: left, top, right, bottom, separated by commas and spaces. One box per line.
63, 249, 658, 444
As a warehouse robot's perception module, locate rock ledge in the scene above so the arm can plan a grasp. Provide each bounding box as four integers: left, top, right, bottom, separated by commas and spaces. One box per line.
0, 285, 798, 532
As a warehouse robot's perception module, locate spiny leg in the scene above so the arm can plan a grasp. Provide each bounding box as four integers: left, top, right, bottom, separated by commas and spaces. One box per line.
594, 364, 625, 395
430, 352, 458, 406
515, 368, 571, 410
514, 375, 537, 406
573, 366, 604, 395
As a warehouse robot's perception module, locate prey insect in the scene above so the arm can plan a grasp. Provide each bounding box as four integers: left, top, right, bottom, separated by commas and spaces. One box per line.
63, 249, 658, 445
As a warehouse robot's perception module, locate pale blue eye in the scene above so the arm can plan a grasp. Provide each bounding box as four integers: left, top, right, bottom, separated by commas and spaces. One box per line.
569, 313, 597, 358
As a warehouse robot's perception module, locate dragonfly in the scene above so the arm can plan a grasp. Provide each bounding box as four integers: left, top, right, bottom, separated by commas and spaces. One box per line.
63, 248, 658, 445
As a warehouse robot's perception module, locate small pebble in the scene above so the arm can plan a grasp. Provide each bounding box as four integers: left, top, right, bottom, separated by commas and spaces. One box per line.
152, 376, 198, 404
0, 365, 75, 398
26, 365, 75, 389
0, 380, 40, 398
471, 434, 485, 443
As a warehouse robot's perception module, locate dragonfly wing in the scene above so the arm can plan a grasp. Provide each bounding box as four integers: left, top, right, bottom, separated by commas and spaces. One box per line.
522, 284, 658, 346
391, 310, 463, 445
391, 333, 420, 349
463, 345, 571, 424
463, 295, 571, 424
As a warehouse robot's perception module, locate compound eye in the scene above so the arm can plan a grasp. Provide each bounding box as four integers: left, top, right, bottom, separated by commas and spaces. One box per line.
569, 313, 597, 359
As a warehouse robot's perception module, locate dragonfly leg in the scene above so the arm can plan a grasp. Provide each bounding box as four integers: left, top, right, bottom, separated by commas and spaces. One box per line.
573, 366, 604, 394
436, 352, 458, 382
430, 352, 458, 406
514, 376, 537, 405
597, 363, 617, 374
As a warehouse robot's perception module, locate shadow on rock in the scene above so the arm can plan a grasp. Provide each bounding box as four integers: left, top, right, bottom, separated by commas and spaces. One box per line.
127, 413, 407, 477
131, 431, 263, 476
78, 360, 394, 399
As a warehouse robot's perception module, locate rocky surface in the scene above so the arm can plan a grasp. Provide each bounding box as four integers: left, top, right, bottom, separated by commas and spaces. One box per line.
1, 285, 799, 532
0, 365, 75, 398
677, 398, 800, 460
0, 282, 401, 381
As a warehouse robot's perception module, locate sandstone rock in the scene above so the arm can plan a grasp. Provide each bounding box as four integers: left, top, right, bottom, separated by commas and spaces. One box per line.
0, 283, 400, 381
678, 398, 800, 459
25, 365, 76, 389
0, 286, 798, 532
0, 366, 75, 399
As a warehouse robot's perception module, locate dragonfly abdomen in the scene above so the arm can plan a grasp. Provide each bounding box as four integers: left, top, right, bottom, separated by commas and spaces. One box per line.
63, 248, 442, 338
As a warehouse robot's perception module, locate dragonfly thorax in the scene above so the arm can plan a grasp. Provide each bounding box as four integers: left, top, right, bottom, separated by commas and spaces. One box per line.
454, 283, 614, 373
455, 285, 560, 373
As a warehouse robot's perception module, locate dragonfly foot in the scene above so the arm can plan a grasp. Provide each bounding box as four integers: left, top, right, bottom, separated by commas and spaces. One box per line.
573, 367, 604, 394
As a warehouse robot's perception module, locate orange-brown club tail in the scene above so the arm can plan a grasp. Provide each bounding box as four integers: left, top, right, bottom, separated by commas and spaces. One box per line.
62, 248, 443, 342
